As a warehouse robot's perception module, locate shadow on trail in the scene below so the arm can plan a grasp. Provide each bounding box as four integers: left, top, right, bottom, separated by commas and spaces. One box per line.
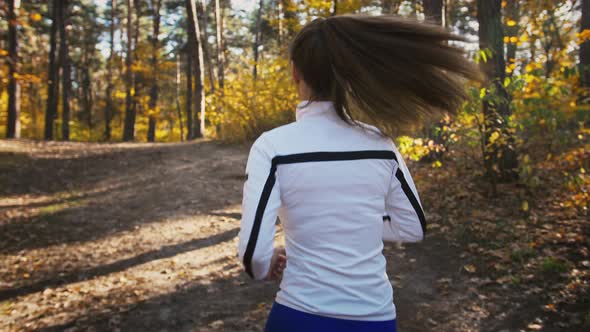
31, 232, 472, 332
0, 140, 248, 254
36, 268, 278, 332
0, 228, 240, 302
0, 140, 247, 196
29, 231, 472, 332
209, 211, 242, 220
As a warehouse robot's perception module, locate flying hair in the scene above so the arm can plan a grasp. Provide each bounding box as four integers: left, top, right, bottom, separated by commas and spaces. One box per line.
289, 14, 483, 136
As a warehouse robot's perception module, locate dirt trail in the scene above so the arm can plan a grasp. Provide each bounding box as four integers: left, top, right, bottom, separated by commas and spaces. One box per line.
0, 139, 495, 331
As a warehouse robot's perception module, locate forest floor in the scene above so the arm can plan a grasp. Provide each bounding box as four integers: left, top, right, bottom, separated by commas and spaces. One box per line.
0, 139, 588, 332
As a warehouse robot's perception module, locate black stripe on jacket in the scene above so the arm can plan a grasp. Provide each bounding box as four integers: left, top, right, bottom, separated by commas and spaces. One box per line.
242, 150, 426, 279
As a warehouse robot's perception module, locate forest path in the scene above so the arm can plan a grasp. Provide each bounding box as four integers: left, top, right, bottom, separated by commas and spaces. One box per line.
0, 139, 515, 331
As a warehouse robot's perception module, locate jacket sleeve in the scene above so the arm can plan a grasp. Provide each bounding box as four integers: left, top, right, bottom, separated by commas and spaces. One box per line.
237, 133, 282, 280
383, 144, 426, 243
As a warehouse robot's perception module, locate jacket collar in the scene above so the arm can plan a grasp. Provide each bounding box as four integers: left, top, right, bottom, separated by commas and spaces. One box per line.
296, 100, 336, 121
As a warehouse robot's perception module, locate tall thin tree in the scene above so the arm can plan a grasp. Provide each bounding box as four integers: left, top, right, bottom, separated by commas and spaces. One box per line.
420, 0, 447, 162
215, 0, 225, 89
504, 0, 520, 77
129, 0, 141, 138
381, 0, 392, 14
59, 0, 72, 141
185, 37, 194, 140
214, 0, 226, 135
105, 0, 116, 140
186, 0, 205, 138
477, 0, 518, 184
147, 0, 162, 142
423, 0, 443, 25
581, 0, 590, 90
175, 55, 184, 141
123, 0, 135, 141
381, 0, 401, 15
6, 0, 20, 138
252, 0, 264, 80
44, 0, 60, 140
199, 0, 216, 92
277, 0, 284, 45
409, 0, 418, 18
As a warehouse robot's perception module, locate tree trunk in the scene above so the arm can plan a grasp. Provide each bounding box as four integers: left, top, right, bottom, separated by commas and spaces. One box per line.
253, 0, 264, 80
504, 0, 519, 77
445, 0, 453, 26
277, 0, 284, 45
580, 0, 590, 90
80, 47, 93, 131
185, 43, 194, 140
477, 0, 518, 185
34, 84, 42, 138
332, 0, 338, 16
199, 0, 216, 92
45, 0, 60, 140
381, 0, 401, 15
409, 0, 418, 18
187, 0, 205, 138
147, 0, 161, 142
6, 0, 20, 138
131, 0, 141, 136
123, 0, 135, 141
283, 0, 296, 39
215, 0, 225, 89
214, 0, 225, 135
59, 0, 71, 141
176, 56, 184, 141
381, 0, 393, 15
423, 0, 443, 25
105, 0, 116, 140
420, 0, 447, 163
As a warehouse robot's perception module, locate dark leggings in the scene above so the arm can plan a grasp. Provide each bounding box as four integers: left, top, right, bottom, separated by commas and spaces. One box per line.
264, 301, 397, 332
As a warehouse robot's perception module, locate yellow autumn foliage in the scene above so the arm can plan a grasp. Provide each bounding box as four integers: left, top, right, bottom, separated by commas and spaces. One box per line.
211, 57, 298, 142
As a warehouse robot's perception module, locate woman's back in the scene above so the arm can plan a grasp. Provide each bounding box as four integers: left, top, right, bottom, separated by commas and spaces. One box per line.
238, 100, 424, 321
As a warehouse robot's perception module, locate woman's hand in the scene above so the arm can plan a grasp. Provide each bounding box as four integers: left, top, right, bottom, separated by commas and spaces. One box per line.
265, 247, 287, 281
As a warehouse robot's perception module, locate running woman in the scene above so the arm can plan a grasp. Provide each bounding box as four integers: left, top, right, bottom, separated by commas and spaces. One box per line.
237, 14, 481, 332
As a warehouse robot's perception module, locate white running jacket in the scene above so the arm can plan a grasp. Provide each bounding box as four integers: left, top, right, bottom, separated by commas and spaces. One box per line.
237, 100, 426, 321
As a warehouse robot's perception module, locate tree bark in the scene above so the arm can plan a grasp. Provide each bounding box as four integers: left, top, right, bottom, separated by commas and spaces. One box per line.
131, 0, 141, 135
277, 0, 284, 45
282, 0, 296, 39
423, 0, 443, 25
45, 0, 60, 140
420, 0, 447, 163
123, 0, 135, 141
409, 0, 418, 18
504, 0, 519, 77
105, 0, 116, 140
477, 0, 518, 184
580, 0, 590, 89
59, 0, 71, 141
199, 0, 216, 92
176, 56, 184, 141
253, 0, 264, 80
147, 0, 161, 142
81, 56, 93, 130
381, 0, 393, 15
332, 0, 338, 16
185, 41, 194, 140
186, 0, 205, 138
215, 0, 225, 89
6, 0, 20, 138
381, 0, 401, 15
